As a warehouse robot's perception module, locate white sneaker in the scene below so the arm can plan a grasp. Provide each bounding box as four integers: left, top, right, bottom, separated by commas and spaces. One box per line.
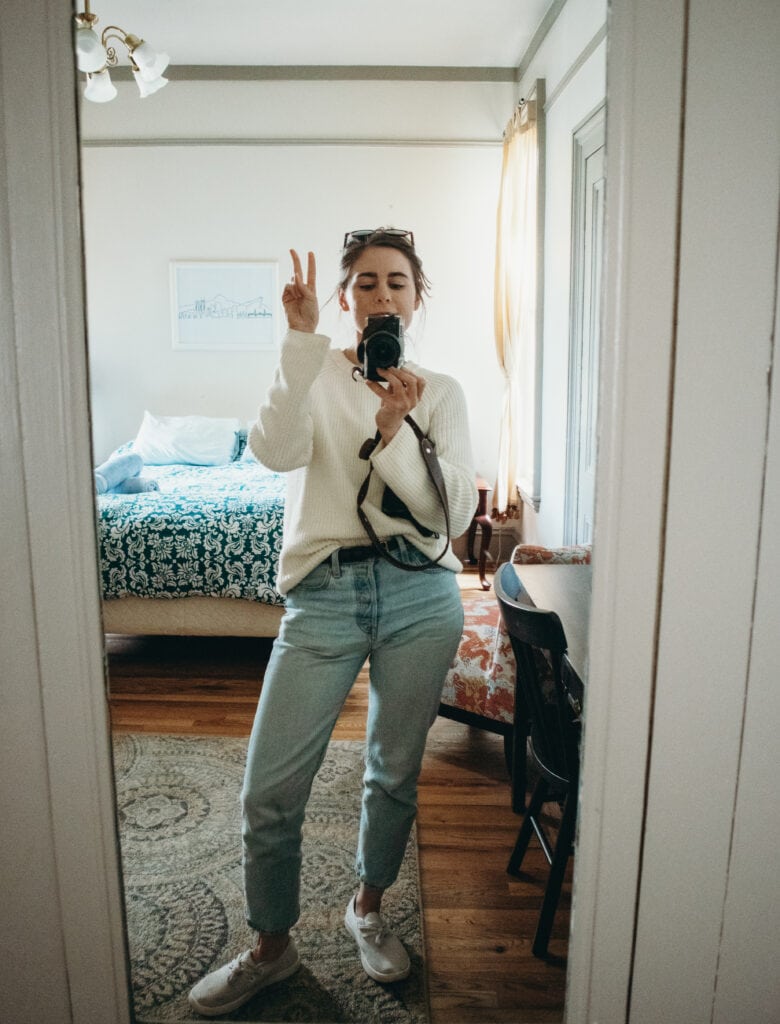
188, 939, 300, 1017
344, 896, 411, 983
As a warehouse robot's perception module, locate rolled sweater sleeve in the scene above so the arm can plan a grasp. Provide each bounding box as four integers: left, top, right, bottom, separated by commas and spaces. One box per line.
248, 329, 331, 471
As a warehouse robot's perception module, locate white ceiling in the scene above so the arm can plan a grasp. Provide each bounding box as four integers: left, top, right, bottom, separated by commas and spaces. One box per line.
83, 1, 555, 69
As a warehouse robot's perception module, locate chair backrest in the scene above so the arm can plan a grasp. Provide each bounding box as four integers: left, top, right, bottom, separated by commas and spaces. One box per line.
494, 561, 579, 788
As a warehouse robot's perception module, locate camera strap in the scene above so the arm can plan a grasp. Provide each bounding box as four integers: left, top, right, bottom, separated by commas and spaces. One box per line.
356, 415, 451, 572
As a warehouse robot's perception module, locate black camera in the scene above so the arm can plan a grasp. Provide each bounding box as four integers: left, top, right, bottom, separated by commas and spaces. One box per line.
357, 315, 405, 381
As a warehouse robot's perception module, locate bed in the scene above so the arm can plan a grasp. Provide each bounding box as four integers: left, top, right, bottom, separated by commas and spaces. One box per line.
97, 421, 286, 637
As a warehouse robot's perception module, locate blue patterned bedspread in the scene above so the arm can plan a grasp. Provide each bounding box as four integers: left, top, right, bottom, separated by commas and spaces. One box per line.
98, 459, 286, 604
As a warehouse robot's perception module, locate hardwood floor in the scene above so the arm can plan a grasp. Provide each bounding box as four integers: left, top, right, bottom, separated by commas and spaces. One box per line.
106, 574, 569, 1023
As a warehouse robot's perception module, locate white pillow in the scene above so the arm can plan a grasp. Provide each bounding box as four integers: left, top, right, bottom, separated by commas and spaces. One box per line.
134, 412, 241, 466
241, 419, 260, 461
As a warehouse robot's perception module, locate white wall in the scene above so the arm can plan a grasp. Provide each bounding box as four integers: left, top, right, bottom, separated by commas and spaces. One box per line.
79, 4, 608, 542
79, 79, 515, 145
80, 79, 513, 481
516, 0, 607, 543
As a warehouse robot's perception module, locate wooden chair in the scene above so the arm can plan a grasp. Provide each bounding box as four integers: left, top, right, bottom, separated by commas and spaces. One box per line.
504, 543, 590, 809
494, 560, 581, 959
439, 543, 591, 795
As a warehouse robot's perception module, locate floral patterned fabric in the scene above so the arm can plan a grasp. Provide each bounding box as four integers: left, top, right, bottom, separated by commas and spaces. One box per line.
440, 588, 516, 725
441, 544, 592, 725
98, 458, 286, 605
511, 543, 592, 565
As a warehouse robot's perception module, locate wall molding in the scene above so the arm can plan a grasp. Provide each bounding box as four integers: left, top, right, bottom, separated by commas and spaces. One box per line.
109, 63, 517, 83
544, 23, 607, 110
81, 136, 504, 149
516, 0, 569, 80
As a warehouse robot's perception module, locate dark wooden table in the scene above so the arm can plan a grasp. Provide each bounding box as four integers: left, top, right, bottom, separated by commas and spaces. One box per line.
511, 563, 592, 706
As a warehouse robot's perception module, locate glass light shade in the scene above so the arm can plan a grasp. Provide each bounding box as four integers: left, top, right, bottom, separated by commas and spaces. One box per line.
133, 70, 168, 98
75, 27, 108, 73
131, 42, 170, 82
84, 69, 118, 103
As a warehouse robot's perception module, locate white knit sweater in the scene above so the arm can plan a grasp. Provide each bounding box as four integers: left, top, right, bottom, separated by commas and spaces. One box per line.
249, 329, 478, 594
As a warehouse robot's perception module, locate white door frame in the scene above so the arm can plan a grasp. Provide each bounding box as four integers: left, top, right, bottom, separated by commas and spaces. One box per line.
0, 0, 131, 1020
0, 0, 685, 1018
4, 0, 778, 1021
564, 103, 605, 546
565, 0, 687, 1015
568, 0, 780, 1020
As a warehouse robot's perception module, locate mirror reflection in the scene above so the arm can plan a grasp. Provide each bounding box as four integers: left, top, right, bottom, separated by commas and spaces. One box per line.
78, 1, 607, 1020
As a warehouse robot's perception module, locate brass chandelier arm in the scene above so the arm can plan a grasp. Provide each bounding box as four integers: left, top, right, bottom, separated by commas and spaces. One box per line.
74, 5, 170, 101
100, 27, 144, 67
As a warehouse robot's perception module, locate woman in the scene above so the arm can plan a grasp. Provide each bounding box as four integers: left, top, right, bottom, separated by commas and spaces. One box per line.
189, 228, 477, 1017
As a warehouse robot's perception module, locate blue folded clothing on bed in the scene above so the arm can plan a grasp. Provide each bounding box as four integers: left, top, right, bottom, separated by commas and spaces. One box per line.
109, 476, 160, 494
94, 452, 143, 494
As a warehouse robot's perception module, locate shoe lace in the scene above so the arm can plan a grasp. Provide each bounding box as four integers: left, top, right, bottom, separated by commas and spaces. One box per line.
227, 954, 252, 983
359, 915, 389, 946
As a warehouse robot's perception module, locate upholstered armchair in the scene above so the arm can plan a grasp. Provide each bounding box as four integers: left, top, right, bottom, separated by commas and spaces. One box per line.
438, 584, 515, 746
439, 543, 592, 801
509, 544, 592, 567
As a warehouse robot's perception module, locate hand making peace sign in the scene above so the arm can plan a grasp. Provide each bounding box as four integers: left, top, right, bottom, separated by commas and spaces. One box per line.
282, 249, 319, 333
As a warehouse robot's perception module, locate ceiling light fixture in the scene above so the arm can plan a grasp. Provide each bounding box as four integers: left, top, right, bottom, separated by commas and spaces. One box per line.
74, 1, 170, 103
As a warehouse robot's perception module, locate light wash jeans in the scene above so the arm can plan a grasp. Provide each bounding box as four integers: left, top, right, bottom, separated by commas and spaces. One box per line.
240, 538, 464, 933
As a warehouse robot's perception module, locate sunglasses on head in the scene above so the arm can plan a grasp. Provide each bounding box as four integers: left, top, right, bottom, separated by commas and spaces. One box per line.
343, 228, 415, 250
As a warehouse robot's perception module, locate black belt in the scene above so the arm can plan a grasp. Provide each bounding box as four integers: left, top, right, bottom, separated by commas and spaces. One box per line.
337, 539, 401, 564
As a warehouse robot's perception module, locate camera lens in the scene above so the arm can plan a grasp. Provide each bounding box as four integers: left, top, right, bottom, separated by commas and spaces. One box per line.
360, 314, 404, 381
366, 333, 401, 368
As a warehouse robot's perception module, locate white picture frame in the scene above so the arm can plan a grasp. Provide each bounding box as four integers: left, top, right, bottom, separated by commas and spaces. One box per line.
170, 260, 279, 351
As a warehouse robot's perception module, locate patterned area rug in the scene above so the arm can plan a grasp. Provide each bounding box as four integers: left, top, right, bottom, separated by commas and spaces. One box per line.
113, 734, 428, 1023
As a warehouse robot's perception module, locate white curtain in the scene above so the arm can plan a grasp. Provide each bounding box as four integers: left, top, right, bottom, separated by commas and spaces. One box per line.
492, 99, 539, 520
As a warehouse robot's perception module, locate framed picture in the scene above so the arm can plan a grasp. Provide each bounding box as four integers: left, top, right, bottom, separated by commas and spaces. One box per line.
170, 260, 279, 351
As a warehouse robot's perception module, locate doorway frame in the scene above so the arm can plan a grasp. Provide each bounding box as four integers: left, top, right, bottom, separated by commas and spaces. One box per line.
0, 0, 131, 1019
0, 0, 665, 1018
564, 0, 687, 1015
564, 102, 605, 546
7, 0, 778, 1021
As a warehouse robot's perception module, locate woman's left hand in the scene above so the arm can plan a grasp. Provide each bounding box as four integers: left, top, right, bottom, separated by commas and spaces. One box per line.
367, 367, 427, 444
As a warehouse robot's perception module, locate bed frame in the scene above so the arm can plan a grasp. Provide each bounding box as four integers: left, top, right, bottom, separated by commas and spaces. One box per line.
102, 596, 284, 638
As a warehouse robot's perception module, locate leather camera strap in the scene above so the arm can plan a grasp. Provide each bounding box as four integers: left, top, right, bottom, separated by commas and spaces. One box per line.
356, 415, 451, 572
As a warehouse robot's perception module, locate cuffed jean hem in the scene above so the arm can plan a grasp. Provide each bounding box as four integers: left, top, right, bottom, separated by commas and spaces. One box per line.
241, 541, 463, 933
